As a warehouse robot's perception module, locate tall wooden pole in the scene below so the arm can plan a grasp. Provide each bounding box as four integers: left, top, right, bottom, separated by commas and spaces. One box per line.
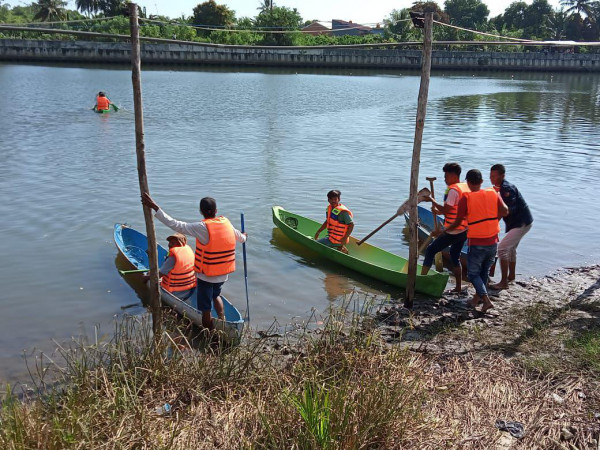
405, 12, 434, 309
129, 3, 162, 333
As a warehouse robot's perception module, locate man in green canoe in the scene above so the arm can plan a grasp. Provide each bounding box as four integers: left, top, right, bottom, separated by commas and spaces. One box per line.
314, 190, 354, 254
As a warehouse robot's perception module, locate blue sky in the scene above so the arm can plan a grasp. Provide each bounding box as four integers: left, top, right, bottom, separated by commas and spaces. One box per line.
64, 0, 564, 23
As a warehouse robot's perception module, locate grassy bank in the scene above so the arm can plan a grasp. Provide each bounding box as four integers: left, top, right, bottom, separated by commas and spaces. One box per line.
1, 292, 599, 449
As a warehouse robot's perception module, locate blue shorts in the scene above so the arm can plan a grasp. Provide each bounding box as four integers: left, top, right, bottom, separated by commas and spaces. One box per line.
193, 279, 224, 312
318, 237, 341, 247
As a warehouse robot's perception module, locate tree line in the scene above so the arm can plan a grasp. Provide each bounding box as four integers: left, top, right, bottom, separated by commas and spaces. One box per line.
1, 0, 598, 50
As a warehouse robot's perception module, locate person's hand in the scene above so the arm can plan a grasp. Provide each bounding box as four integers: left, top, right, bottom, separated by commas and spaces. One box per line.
141, 192, 159, 211
243, 232, 248, 239
422, 195, 433, 202
431, 229, 443, 237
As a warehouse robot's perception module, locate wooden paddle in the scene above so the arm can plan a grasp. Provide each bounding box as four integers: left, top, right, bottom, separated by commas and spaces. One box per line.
241, 212, 250, 322
357, 187, 431, 246
119, 268, 148, 275
423, 177, 444, 271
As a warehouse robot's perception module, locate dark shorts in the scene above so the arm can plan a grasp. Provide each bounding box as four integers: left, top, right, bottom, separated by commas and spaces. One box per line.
423, 230, 467, 268
194, 279, 224, 312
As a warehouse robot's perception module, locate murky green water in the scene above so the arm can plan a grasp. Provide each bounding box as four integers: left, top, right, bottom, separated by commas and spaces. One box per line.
1, 63, 599, 384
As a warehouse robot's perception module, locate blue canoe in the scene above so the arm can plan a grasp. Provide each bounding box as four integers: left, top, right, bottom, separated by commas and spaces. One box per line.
113, 224, 244, 339
405, 206, 468, 257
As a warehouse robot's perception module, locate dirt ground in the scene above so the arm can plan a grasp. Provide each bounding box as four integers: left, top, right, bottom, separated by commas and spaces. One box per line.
377, 265, 600, 356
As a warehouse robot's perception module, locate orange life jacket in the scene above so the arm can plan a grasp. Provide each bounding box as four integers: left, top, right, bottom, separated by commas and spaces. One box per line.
443, 182, 470, 232
326, 203, 353, 244
465, 188, 501, 239
161, 245, 196, 292
194, 217, 236, 277
96, 96, 110, 111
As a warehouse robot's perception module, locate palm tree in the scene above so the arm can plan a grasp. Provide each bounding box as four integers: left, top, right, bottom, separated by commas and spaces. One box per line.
257, 0, 273, 13
33, 0, 67, 21
545, 9, 569, 39
560, 0, 595, 18
75, 0, 102, 15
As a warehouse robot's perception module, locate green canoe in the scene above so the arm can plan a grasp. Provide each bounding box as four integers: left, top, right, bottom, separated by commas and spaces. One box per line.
272, 206, 449, 297
92, 104, 119, 113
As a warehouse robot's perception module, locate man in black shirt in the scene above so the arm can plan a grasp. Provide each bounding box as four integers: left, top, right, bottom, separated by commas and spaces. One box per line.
489, 164, 533, 290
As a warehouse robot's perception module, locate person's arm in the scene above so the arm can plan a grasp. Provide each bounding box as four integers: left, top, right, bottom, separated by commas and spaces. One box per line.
141, 193, 209, 244
497, 194, 509, 218
424, 189, 457, 216
500, 185, 519, 216
233, 228, 247, 243
143, 255, 173, 281
314, 219, 328, 239
341, 222, 354, 245
444, 197, 468, 233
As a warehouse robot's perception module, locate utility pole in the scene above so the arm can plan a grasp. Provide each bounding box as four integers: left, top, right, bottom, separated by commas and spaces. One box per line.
405, 12, 434, 309
129, 2, 162, 334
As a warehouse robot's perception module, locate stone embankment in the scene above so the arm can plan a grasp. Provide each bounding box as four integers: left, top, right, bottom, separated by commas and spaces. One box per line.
1, 39, 599, 72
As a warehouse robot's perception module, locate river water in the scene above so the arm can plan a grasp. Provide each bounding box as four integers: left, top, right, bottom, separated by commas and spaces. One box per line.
1, 63, 599, 384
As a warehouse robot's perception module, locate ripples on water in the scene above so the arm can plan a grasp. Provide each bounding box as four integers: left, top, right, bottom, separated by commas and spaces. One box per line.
0, 64, 599, 383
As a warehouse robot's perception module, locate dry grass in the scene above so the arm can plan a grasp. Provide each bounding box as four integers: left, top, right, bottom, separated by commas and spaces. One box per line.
1, 298, 599, 449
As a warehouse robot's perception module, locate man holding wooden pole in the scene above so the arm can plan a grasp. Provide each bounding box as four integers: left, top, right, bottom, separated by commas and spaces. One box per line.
421, 163, 470, 293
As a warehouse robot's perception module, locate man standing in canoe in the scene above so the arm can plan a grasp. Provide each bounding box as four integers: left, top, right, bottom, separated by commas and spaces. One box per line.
314, 190, 354, 254
421, 162, 470, 293
489, 164, 533, 290
445, 169, 508, 313
95, 92, 112, 112
141, 193, 247, 330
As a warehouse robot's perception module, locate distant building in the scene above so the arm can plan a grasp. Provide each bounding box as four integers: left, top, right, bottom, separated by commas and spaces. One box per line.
331, 19, 384, 37
301, 21, 332, 36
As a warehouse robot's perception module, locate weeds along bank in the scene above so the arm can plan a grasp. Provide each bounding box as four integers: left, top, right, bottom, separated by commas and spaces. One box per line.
1, 288, 598, 449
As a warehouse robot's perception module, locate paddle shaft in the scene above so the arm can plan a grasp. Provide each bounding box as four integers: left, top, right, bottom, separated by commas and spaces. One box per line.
119, 268, 148, 275
427, 177, 440, 232
357, 188, 431, 246
356, 212, 399, 246
241, 213, 250, 322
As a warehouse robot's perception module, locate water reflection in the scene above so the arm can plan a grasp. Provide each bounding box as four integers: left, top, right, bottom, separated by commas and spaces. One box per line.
270, 227, 405, 300
436, 89, 600, 127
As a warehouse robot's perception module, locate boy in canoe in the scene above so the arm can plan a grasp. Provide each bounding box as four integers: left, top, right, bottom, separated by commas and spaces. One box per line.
421, 162, 470, 293
95, 91, 112, 111
314, 190, 354, 254
158, 233, 197, 301
142, 193, 247, 330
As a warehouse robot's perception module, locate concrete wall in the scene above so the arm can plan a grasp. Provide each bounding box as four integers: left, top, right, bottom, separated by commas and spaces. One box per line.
1, 39, 599, 72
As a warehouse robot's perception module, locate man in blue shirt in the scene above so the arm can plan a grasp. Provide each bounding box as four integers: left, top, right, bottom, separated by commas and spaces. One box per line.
489, 164, 533, 290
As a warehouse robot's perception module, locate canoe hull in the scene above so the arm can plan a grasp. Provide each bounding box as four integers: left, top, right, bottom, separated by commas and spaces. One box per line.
113, 224, 244, 340
272, 206, 448, 297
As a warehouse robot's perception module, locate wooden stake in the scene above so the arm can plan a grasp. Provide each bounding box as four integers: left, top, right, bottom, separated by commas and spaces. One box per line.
405, 12, 434, 309
129, 3, 162, 334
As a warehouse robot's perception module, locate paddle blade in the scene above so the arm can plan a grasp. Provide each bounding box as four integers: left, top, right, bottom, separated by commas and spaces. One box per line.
111, 104, 119, 112
396, 188, 430, 216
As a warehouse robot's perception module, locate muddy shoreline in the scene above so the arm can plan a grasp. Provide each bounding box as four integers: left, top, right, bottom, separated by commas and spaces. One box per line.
376, 265, 600, 355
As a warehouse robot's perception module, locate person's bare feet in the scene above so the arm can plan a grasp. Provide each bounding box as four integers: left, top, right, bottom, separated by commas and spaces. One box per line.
490, 282, 509, 290
480, 297, 495, 314
467, 294, 481, 308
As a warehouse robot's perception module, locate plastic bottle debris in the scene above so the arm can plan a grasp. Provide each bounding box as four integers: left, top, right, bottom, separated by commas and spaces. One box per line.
155, 403, 171, 416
